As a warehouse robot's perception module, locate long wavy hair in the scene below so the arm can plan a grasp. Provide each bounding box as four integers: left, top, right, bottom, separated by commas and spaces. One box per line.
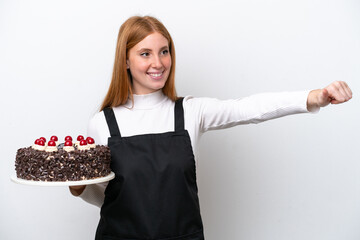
100, 16, 177, 111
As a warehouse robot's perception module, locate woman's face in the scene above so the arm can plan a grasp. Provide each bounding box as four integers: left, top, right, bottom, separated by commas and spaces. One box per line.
127, 32, 171, 95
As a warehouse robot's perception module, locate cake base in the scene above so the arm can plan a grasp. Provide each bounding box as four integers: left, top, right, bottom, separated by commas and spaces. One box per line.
15, 145, 111, 182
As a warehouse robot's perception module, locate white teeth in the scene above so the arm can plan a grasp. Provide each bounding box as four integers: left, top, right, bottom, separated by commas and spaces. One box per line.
148, 73, 162, 77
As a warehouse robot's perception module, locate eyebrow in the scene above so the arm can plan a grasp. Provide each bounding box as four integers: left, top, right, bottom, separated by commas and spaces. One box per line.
136, 46, 169, 53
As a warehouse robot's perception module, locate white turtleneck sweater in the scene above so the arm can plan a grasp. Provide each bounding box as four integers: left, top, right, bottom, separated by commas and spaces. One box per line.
80, 90, 316, 207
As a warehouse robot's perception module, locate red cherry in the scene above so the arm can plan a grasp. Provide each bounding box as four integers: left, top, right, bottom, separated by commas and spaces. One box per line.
65, 136, 72, 141
50, 135, 58, 141
38, 140, 45, 146
86, 137, 95, 144
39, 137, 46, 142
80, 140, 87, 146
48, 141, 56, 147
64, 141, 73, 147
77, 135, 85, 141
35, 139, 41, 145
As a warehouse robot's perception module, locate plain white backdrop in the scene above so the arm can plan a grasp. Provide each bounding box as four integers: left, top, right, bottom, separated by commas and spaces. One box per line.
1, 0, 359, 239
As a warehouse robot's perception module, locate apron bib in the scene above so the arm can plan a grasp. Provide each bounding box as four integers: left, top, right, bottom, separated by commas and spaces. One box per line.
95, 98, 204, 240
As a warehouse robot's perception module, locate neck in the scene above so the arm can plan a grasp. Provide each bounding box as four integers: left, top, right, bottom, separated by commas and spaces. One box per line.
124, 90, 167, 110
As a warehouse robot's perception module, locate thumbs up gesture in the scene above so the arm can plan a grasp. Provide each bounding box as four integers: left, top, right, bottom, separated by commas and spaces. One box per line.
307, 81, 352, 112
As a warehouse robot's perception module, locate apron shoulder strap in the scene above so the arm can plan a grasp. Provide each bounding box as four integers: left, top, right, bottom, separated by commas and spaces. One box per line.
103, 108, 121, 137
174, 97, 185, 132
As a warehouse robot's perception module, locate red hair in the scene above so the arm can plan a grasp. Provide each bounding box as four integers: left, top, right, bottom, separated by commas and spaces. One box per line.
100, 16, 177, 111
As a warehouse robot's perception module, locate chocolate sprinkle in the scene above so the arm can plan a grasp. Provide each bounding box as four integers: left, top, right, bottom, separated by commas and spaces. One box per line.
15, 146, 111, 182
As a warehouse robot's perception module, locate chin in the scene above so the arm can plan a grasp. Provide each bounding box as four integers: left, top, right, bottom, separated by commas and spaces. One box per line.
153, 82, 166, 90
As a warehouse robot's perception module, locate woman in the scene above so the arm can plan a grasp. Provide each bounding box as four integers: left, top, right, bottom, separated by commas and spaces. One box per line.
70, 16, 352, 240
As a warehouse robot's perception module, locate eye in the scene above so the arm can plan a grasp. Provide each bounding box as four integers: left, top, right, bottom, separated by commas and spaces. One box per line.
140, 52, 150, 57
161, 49, 169, 55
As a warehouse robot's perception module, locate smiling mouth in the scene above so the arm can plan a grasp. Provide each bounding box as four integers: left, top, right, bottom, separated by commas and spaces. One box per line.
147, 71, 165, 80
147, 72, 163, 77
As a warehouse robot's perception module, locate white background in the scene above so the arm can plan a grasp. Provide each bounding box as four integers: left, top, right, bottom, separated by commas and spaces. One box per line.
1, 0, 359, 239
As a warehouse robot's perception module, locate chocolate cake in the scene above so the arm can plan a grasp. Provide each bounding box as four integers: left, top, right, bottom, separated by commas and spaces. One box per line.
15, 135, 112, 182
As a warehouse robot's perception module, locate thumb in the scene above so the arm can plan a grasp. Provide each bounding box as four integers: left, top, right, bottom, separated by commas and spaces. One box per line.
321, 88, 329, 99
318, 88, 331, 107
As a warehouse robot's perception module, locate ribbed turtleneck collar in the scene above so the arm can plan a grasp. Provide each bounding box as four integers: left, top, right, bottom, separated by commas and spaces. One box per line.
123, 90, 167, 109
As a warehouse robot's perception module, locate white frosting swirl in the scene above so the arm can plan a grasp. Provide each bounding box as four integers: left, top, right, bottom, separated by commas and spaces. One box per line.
64, 146, 75, 152
32, 144, 46, 151
74, 141, 80, 148
45, 146, 58, 152
88, 144, 96, 149
78, 145, 90, 151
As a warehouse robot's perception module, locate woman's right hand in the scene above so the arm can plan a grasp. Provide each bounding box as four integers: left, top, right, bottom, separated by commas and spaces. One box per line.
69, 185, 86, 196
307, 81, 352, 111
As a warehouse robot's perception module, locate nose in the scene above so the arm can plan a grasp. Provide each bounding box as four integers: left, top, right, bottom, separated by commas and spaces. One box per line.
151, 55, 163, 69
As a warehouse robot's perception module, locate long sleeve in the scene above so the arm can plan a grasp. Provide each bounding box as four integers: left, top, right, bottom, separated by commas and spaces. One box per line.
78, 182, 107, 208
183, 90, 314, 133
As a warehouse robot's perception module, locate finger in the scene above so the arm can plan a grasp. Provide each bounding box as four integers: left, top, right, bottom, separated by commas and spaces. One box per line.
342, 82, 353, 100
337, 85, 348, 102
331, 99, 345, 104
330, 98, 340, 104
337, 82, 352, 102
327, 81, 347, 103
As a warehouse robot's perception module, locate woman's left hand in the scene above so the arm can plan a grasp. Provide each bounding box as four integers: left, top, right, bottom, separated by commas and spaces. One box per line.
307, 81, 353, 112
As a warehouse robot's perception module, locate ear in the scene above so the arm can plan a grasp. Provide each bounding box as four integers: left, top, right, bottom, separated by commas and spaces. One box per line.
126, 59, 130, 69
